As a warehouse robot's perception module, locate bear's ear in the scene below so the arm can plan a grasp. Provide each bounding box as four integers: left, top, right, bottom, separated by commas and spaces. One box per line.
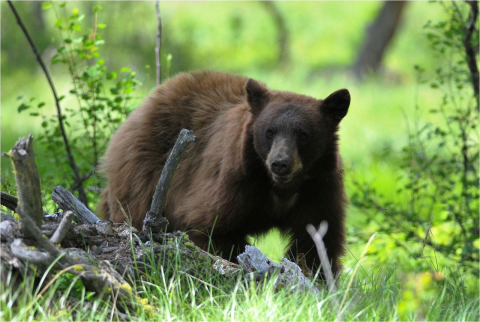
246, 78, 269, 116
321, 88, 350, 122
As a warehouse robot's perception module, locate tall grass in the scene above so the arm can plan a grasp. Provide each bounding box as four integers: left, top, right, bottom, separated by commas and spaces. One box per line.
2, 235, 478, 321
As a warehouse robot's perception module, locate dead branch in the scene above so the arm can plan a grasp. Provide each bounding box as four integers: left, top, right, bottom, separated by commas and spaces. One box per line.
306, 222, 337, 293
6, 135, 43, 234
50, 211, 74, 244
1, 192, 18, 212
51, 186, 100, 224
7, 0, 88, 206
143, 129, 197, 232
10, 239, 55, 266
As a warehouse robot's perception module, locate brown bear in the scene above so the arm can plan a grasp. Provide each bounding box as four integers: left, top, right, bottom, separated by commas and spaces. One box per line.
99, 71, 350, 275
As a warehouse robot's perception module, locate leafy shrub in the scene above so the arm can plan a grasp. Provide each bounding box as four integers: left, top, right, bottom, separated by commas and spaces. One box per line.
17, 2, 142, 208
351, 1, 479, 272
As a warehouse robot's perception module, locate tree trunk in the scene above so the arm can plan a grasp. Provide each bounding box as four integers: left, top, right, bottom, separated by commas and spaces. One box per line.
352, 1, 409, 80
260, 1, 290, 66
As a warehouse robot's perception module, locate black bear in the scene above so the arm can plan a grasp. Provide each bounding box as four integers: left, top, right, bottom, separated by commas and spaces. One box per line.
99, 71, 350, 274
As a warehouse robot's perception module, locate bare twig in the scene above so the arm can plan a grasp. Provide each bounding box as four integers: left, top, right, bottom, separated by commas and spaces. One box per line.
155, 0, 162, 85
70, 170, 95, 192
51, 186, 100, 225
7, 0, 88, 206
50, 211, 74, 244
418, 211, 435, 259
143, 129, 197, 231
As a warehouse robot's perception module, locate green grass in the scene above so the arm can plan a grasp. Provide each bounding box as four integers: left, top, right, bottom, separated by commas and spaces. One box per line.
2, 236, 478, 321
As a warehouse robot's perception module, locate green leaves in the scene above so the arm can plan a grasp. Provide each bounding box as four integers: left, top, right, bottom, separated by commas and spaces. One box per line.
41, 2, 52, 10
18, 103, 29, 113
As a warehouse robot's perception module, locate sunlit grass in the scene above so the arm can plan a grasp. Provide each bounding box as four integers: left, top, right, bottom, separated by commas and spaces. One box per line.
2, 237, 478, 321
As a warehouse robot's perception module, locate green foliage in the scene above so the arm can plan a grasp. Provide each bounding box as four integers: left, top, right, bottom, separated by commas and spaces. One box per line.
351, 1, 479, 272
16, 2, 142, 206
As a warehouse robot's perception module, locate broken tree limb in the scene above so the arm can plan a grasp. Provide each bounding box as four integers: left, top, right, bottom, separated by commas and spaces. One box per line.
51, 186, 100, 224
1, 192, 18, 212
50, 211, 74, 244
143, 129, 197, 232
7, 135, 44, 233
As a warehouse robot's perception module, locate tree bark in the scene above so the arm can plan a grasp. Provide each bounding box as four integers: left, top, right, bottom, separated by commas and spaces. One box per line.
352, 1, 409, 80
6, 135, 43, 235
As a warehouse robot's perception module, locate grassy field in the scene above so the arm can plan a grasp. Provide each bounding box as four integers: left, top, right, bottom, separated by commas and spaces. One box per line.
1, 1, 478, 321
2, 233, 478, 321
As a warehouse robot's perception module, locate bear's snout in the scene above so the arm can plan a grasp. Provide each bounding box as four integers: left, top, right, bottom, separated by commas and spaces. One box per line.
271, 156, 291, 176
266, 137, 303, 183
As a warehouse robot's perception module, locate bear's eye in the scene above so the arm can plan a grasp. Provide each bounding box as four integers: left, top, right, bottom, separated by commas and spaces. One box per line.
266, 129, 274, 139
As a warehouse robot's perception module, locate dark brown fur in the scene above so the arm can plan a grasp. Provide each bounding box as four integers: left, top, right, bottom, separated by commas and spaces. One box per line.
99, 71, 349, 274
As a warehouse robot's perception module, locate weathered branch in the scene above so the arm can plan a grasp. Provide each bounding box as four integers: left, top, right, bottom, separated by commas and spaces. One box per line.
10, 238, 55, 266
306, 222, 337, 293
155, 0, 162, 85
143, 129, 197, 232
1, 192, 18, 212
51, 186, 100, 225
7, 0, 88, 206
6, 135, 43, 235
50, 211, 74, 244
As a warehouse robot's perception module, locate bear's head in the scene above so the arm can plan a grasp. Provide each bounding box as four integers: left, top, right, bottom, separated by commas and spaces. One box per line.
246, 78, 350, 187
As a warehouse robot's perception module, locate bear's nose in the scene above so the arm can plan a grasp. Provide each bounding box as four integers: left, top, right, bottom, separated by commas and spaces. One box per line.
271, 157, 291, 176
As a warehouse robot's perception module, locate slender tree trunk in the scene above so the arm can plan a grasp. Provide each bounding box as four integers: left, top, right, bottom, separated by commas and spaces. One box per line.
352, 1, 409, 80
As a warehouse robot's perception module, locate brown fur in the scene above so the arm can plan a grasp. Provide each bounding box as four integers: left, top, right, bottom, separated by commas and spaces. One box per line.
99, 71, 349, 274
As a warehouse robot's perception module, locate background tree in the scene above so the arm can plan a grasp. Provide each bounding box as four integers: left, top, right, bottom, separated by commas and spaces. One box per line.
352, 1, 409, 79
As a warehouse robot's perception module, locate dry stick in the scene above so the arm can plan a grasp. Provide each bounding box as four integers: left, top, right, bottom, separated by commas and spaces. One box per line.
7, 0, 88, 206
50, 211, 74, 244
7, 135, 44, 233
306, 222, 337, 293
306, 222, 341, 319
143, 129, 197, 231
155, 0, 162, 85
51, 186, 100, 225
